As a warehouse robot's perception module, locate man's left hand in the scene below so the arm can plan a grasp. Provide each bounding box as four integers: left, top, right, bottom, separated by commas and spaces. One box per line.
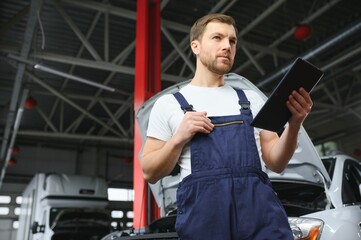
286, 87, 313, 128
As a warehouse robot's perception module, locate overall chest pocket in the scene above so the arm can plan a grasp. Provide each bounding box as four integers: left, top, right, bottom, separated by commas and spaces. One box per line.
191, 119, 248, 170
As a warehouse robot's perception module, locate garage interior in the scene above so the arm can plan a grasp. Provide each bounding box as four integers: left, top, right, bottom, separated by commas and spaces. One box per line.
0, 0, 361, 239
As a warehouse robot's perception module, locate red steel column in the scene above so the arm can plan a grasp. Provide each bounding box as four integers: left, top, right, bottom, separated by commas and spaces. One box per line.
133, 0, 161, 230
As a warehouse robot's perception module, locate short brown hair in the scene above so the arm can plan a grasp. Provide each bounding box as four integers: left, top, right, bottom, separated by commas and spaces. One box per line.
190, 13, 238, 44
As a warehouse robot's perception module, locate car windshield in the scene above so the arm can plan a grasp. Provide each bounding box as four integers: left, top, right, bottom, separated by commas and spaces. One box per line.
49, 208, 111, 240
272, 182, 327, 216
50, 208, 110, 229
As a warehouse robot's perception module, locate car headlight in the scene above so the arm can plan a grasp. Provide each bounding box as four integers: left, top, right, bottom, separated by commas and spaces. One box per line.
288, 217, 324, 240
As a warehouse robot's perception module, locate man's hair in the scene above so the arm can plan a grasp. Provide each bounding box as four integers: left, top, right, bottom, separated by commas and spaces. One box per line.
190, 13, 238, 44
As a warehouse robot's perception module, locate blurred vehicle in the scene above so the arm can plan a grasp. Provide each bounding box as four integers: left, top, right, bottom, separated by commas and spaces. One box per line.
103, 73, 361, 240
269, 152, 361, 240
17, 173, 111, 240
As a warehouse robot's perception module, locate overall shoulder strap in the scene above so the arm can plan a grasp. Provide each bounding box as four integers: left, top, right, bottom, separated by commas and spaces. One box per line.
173, 92, 194, 113
233, 88, 252, 115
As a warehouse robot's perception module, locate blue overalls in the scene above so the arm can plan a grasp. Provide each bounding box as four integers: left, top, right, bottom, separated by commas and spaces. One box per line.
173, 89, 293, 240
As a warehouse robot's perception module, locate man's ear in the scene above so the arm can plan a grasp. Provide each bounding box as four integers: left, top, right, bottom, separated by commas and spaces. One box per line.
191, 40, 200, 55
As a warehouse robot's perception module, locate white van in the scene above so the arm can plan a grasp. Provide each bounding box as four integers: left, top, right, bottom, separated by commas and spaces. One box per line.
17, 173, 111, 240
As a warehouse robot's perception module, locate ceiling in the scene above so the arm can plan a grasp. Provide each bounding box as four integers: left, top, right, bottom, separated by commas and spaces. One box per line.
1, 0, 361, 181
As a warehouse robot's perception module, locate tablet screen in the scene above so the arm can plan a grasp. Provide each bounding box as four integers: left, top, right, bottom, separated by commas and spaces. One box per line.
250, 58, 324, 132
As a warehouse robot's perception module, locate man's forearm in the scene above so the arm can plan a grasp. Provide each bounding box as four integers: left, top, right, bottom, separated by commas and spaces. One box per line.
141, 137, 186, 184
269, 124, 300, 172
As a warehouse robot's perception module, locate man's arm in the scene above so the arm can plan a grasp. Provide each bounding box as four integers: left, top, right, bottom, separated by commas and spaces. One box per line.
141, 111, 214, 184
141, 137, 186, 184
260, 88, 313, 173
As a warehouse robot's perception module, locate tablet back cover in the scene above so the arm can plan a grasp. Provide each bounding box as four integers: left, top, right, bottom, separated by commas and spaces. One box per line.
250, 58, 324, 132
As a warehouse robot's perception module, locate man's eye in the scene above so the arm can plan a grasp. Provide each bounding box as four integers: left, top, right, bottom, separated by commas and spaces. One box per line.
213, 36, 221, 40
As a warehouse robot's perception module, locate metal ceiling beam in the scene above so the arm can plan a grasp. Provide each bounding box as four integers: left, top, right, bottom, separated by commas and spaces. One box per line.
257, 18, 361, 88
6, 54, 117, 93
61, 0, 188, 33
0, 4, 30, 36
234, 0, 342, 74
59, 100, 64, 132
112, 41, 136, 65
321, 44, 361, 71
53, 0, 102, 61
68, 43, 136, 133
0, 47, 134, 74
307, 103, 361, 130
17, 130, 132, 144
36, 107, 59, 132
240, 45, 265, 75
104, 8, 109, 62
238, 0, 286, 37
62, 0, 136, 20
99, 100, 128, 137
30, 52, 134, 75
41, 0, 141, 133
0, 0, 44, 190
305, 68, 361, 130
25, 70, 124, 137
98, 95, 133, 137
236, 0, 285, 70
25, 89, 131, 105
238, 39, 292, 59
161, 26, 195, 72
52, 2, 129, 134
322, 86, 340, 106
161, 37, 189, 72
45, 5, 104, 131
0, 47, 186, 83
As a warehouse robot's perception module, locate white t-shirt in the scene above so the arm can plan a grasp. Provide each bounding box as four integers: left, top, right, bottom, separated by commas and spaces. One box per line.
147, 83, 266, 180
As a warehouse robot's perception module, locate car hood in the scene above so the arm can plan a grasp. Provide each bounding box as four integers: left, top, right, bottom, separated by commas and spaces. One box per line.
136, 73, 331, 215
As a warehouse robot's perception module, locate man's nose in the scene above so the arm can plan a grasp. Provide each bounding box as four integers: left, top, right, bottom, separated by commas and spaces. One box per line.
221, 39, 231, 50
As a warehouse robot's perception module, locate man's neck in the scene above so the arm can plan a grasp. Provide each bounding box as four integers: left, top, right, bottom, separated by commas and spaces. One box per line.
191, 69, 225, 87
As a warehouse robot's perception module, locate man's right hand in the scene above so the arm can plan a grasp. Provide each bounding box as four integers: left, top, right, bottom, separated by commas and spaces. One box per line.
173, 111, 214, 145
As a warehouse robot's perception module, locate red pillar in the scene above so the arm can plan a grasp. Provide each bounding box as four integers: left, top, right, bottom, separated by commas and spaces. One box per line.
133, 0, 161, 230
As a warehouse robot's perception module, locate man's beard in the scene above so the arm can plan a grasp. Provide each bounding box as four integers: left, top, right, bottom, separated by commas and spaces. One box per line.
200, 54, 234, 75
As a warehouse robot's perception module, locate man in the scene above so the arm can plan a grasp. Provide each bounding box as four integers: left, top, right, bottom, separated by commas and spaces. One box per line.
141, 13, 312, 239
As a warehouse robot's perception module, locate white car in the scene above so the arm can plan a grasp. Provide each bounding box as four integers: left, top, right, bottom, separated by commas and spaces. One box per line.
104, 73, 361, 240
268, 152, 361, 240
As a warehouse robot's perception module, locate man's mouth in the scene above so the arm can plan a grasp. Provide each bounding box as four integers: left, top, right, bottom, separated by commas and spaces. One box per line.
218, 55, 231, 61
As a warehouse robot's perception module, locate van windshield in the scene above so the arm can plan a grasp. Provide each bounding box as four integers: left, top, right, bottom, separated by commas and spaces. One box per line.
49, 207, 110, 232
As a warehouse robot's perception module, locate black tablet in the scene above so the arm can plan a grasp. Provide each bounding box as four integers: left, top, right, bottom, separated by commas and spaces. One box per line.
250, 58, 324, 132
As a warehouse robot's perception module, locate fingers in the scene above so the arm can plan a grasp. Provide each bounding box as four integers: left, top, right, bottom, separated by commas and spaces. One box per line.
175, 111, 215, 143
185, 111, 214, 133
287, 88, 313, 114
286, 88, 313, 127
297, 87, 313, 110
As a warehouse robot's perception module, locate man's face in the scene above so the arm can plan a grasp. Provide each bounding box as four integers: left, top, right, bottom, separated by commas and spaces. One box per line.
194, 21, 237, 75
